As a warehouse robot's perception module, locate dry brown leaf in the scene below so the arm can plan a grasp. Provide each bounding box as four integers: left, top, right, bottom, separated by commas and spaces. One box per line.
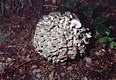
49, 71, 55, 80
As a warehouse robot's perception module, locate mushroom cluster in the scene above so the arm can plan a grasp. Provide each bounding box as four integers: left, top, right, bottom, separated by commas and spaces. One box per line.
32, 12, 91, 63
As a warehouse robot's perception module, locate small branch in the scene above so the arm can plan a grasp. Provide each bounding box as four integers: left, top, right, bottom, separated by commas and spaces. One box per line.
28, 0, 32, 7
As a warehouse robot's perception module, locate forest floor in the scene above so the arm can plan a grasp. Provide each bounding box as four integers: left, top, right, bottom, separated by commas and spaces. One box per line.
0, 0, 116, 80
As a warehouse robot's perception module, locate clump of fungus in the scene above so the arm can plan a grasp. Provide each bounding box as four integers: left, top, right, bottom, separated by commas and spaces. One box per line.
32, 12, 91, 63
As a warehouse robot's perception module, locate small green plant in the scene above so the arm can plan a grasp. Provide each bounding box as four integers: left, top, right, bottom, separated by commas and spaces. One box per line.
0, 34, 6, 41
100, 36, 113, 43
94, 24, 111, 38
110, 41, 116, 48
97, 24, 116, 48
100, 36, 116, 48
73, 74, 78, 79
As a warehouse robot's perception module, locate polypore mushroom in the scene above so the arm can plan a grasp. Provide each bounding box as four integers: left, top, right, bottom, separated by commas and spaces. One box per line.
32, 11, 91, 63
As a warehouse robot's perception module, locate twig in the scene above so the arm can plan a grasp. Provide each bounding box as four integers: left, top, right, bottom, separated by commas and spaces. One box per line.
8, 59, 41, 74
28, 0, 32, 7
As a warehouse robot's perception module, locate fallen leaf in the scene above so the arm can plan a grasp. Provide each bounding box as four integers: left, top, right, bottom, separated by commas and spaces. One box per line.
49, 71, 55, 80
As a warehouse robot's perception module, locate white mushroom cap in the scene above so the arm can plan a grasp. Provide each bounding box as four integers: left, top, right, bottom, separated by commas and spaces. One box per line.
70, 19, 82, 29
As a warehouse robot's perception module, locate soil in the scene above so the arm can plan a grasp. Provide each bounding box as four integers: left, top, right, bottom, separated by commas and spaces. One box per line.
0, 0, 116, 80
